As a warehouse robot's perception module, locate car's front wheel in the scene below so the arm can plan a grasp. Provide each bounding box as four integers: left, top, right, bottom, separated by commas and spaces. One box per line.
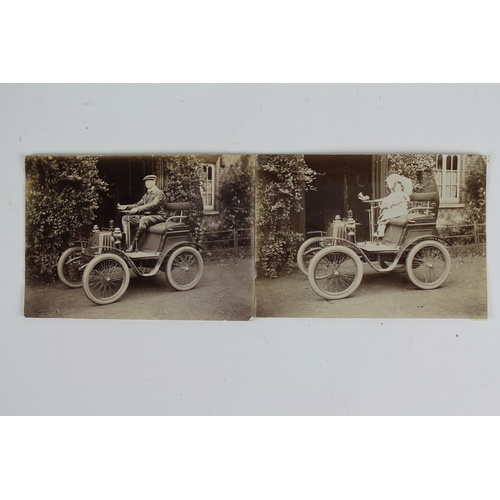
297, 237, 325, 276
308, 246, 364, 300
82, 254, 130, 304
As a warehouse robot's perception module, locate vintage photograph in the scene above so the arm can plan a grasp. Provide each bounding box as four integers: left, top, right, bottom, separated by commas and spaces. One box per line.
255, 154, 487, 319
24, 153, 487, 320
24, 154, 255, 320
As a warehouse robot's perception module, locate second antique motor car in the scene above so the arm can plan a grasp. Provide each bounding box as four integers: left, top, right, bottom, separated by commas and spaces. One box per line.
297, 176, 452, 300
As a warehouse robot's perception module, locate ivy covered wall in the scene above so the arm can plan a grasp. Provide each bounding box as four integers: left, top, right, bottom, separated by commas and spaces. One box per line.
256, 154, 317, 278
25, 155, 108, 283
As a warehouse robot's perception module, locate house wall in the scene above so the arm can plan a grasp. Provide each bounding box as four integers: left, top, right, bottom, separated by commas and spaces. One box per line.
294, 154, 486, 241
200, 154, 256, 235
436, 154, 477, 229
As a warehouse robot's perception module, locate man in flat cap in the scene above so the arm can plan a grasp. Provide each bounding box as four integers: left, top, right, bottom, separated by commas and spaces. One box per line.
118, 174, 168, 252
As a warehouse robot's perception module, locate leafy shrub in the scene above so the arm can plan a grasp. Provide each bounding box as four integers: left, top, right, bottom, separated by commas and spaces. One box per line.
26, 155, 108, 283
389, 153, 487, 226
213, 155, 255, 250
256, 155, 317, 278
157, 155, 205, 239
218, 155, 254, 232
387, 154, 437, 192
437, 223, 475, 245
462, 155, 486, 224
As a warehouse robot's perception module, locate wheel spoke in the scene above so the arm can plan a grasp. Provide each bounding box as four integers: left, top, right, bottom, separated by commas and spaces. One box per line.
171, 252, 200, 285
315, 253, 357, 293
166, 247, 203, 291
406, 242, 451, 290
412, 247, 447, 284
82, 254, 130, 305
89, 260, 125, 299
308, 246, 363, 300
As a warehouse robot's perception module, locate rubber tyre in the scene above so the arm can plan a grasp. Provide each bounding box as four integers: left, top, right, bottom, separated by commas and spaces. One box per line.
297, 237, 326, 276
82, 253, 130, 305
166, 246, 203, 291
57, 247, 86, 288
406, 240, 451, 290
308, 246, 363, 300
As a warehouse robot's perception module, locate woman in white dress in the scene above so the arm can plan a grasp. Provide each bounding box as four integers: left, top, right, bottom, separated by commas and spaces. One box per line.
376, 175, 411, 238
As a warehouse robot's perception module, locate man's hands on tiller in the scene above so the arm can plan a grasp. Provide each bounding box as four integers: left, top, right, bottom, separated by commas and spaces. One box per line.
117, 204, 137, 215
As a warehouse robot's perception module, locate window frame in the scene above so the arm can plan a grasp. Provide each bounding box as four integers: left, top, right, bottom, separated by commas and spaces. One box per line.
436, 154, 462, 206
200, 158, 219, 213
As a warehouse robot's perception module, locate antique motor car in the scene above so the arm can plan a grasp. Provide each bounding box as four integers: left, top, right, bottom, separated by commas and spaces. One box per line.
297, 175, 452, 300
56, 202, 203, 304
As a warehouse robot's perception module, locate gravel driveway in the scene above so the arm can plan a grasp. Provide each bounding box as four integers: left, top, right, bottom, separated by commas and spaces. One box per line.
25, 256, 254, 321
24, 252, 488, 321
256, 254, 487, 319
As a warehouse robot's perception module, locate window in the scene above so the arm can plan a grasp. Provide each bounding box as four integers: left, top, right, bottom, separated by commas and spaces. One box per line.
201, 163, 215, 211
436, 154, 461, 204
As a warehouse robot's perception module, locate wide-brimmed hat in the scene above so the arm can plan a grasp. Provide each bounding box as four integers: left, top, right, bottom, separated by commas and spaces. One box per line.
143, 174, 157, 181
386, 173, 413, 194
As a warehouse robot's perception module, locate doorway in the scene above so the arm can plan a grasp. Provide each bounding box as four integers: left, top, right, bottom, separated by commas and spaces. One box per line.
96, 156, 153, 227
303, 155, 374, 239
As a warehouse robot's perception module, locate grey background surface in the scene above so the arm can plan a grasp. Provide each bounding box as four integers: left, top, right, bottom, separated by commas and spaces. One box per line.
1, 84, 498, 415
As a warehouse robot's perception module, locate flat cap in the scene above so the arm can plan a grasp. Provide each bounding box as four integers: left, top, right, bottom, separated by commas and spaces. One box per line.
143, 174, 157, 181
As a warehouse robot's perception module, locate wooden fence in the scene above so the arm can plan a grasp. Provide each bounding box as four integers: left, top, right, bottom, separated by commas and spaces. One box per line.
201, 224, 486, 251
437, 222, 486, 248
200, 228, 253, 250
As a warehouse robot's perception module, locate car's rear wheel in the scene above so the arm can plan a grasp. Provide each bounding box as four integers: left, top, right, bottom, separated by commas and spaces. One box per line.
83, 254, 130, 304
166, 246, 203, 291
406, 241, 451, 289
57, 247, 86, 288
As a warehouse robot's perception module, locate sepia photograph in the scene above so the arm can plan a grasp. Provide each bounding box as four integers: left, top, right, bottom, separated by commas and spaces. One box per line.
255, 154, 487, 319
25, 150, 487, 320
24, 154, 255, 320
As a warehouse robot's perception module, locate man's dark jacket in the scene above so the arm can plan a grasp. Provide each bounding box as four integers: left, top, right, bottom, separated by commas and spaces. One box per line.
127, 186, 168, 218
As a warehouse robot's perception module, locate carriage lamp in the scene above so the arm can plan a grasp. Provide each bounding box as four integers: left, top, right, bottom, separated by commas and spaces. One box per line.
113, 227, 123, 249
346, 210, 356, 243
331, 214, 347, 239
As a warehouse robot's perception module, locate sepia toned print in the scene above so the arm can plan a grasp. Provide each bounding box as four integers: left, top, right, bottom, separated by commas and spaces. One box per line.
25, 153, 487, 320
255, 154, 487, 319
24, 154, 255, 320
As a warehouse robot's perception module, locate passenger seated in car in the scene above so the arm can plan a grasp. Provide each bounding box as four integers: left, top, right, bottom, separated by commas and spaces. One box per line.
376, 178, 410, 239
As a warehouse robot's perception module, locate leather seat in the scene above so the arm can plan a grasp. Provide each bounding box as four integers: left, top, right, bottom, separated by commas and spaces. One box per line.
386, 215, 408, 227
148, 222, 189, 235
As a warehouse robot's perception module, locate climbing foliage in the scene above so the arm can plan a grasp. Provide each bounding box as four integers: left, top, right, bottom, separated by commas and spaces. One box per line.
387, 154, 437, 192
157, 155, 205, 238
25, 155, 108, 283
256, 154, 317, 278
218, 155, 254, 232
462, 155, 487, 223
